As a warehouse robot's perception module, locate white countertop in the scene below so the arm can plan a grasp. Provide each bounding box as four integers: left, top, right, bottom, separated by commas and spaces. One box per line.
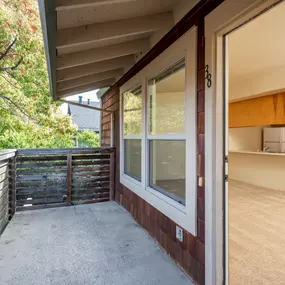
229, 150, 285, 156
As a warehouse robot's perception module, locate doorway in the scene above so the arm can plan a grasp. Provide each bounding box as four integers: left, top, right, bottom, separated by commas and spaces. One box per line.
223, 1, 285, 284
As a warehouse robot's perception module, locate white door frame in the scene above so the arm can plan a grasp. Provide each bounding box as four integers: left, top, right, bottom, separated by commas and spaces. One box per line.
204, 1, 284, 285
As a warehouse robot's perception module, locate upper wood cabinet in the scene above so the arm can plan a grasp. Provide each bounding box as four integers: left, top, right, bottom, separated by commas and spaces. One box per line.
229, 92, 285, 128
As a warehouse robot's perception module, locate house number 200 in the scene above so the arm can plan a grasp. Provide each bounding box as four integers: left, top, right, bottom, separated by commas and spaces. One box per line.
205, 65, 212, 88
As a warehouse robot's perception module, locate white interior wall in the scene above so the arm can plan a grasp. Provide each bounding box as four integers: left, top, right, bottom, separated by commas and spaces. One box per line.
228, 1, 285, 102
228, 2, 285, 192
229, 65, 285, 102
228, 127, 262, 151
229, 152, 285, 192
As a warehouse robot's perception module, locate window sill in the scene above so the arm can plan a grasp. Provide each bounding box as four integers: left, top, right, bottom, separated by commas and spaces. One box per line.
146, 186, 186, 214
120, 174, 195, 234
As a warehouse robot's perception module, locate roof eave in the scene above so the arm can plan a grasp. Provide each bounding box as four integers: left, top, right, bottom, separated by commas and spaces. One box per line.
38, 0, 57, 100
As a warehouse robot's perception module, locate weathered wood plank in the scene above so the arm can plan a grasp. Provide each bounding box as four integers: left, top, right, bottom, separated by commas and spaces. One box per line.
71, 187, 109, 194
66, 154, 72, 204
72, 154, 110, 160
17, 186, 66, 194
9, 157, 16, 218
0, 170, 8, 181
16, 180, 67, 188
0, 150, 16, 161
17, 192, 67, 200
72, 170, 110, 177
17, 168, 67, 175
16, 174, 67, 181
109, 152, 115, 201
71, 198, 109, 205
0, 203, 8, 217
72, 165, 109, 172
17, 155, 67, 162
72, 160, 110, 166
0, 185, 9, 200
17, 147, 114, 156
14, 147, 115, 209
71, 182, 109, 190
72, 176, 109, 183
17, 161, 67, 168
0, 194, 9, 209
0, 213, 9, 234
16, 197, 66, 206
16, 202, 68, 211
72, 192, 109, 200
0, 177, 9, 188
0, 164, 8, 175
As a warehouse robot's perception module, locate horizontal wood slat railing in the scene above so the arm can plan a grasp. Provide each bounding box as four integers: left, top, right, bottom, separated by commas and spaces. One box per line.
15, 147, 115, 211
0, 150, 16, 234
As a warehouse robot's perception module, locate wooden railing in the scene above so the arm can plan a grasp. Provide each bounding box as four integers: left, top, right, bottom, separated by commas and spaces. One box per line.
15, 148, 115, 210
0, 147, 115, 233
0, 150, 16, 234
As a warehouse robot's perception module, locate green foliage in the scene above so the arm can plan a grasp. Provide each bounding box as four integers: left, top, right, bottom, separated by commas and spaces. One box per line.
123, 90, 142, 136
0, 0, 77, 149
77, 130, 100, 148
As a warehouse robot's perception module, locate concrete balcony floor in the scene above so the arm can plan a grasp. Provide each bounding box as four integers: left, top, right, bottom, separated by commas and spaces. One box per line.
0, 202, 193, 285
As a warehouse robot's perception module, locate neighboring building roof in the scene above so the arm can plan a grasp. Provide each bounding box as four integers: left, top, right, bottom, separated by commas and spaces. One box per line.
68, 101, 101, 132
96, 88, 109, 99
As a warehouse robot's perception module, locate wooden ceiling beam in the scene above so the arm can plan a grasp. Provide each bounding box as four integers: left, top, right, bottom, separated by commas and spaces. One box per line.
57, 39, 148, 69
56, 0, 137, 11
57, 55, 134, 82
56, 13, 173, 49
57, 69, 123, 91
57, 79, 114, 98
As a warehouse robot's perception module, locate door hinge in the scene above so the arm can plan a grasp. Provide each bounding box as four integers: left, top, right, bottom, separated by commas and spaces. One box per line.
225, 155, 228, 163
225, 175, 228, 182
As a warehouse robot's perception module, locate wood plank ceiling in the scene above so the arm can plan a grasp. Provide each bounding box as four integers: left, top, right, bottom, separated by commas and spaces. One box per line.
55, 0, 181, 98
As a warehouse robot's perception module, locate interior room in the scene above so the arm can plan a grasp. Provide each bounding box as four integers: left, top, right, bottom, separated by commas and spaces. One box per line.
148, 63, 186, 204
227, 2, 285, 284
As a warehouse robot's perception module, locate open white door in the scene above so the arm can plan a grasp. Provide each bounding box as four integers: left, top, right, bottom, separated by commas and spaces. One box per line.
223, 35, 229, 285
204, 1, 283, 285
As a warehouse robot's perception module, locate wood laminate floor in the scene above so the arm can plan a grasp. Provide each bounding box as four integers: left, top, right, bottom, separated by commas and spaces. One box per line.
229, 180, 285, 285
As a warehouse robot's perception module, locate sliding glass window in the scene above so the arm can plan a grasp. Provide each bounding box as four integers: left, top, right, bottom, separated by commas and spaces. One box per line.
148, 59, 186, 204
123, 86, 142, 181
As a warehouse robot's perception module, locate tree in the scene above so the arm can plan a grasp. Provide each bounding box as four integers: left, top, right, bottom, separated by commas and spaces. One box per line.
0, 0, 77, 149
77, 130, 100, 147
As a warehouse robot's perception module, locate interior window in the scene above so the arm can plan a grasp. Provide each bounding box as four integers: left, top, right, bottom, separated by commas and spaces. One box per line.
148, 64, 185, 134
149, 140, 185, 203
124, 139, 141, 181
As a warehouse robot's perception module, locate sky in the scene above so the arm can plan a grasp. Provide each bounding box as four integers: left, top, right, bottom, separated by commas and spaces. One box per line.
59, 89, 99, 114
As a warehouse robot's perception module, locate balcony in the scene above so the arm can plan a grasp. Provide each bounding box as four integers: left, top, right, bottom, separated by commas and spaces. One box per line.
0, 148, 193, 285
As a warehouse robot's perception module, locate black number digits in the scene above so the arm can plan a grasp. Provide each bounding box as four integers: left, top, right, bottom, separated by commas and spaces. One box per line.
205, 64, 212, 88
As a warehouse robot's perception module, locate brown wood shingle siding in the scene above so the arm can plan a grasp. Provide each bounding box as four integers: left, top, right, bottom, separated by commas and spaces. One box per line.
101, 87, 120, 147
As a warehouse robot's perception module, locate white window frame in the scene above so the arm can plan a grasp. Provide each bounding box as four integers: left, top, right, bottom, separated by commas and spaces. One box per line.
120, 26, 197, 234
121, 83, 143, 187
146, 61, 187, 207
